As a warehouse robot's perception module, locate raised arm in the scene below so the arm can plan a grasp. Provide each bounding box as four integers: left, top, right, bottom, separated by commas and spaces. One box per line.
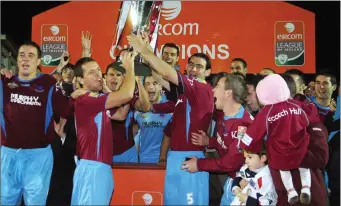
111, 104, 130, 121
54, 51, 70, 74
81, 31, 92, 58
134, 76, 151, 112
127, 33, 179, 86
152, 70, 170, 91
105, 52, 136, 109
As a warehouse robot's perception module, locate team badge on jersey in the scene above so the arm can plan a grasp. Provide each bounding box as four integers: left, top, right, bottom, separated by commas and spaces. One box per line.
35, 85, 44, 92
7, 82, 18, 89
237, 126, 247, 139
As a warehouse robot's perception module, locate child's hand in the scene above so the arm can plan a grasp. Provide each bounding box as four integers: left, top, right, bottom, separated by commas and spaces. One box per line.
232, 187, 242, 196
239, 179, 248, 189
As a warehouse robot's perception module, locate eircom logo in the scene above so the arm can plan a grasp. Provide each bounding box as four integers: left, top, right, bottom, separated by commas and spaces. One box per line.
161, 1, 181, 20
284, 23, 295, 33
50, 25, 60, 35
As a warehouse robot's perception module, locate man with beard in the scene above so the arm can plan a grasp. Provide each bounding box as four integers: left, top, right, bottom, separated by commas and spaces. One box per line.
128, 33, 214, 205
134, 76, 172, 163
230, 58, 247, 77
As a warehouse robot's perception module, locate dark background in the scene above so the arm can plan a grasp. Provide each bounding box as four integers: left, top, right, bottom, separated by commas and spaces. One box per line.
1, 1, 340, 78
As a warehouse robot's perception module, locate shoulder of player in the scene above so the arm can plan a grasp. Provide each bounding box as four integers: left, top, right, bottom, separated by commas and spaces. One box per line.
38, 74, 57, 87
242, 109, 254, 122
74, 92, 95, 104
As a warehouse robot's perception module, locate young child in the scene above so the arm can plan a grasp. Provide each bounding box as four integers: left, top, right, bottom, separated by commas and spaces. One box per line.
239, 74, 320, 205
231, 147, 278, 205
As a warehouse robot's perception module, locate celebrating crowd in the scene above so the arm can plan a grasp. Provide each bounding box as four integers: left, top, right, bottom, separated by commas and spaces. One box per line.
0, 30, 339, 206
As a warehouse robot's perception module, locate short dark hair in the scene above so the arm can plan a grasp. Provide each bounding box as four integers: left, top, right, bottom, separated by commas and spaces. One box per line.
315, 70, 337, 86
231, 58, 247, 69
281, 74, 296, 98
19, 41, 42, 58
74, 57, 96, 78
222, 73, 247, 104
61, 63, 75, 73
162, 43, 180, 57
105, 62, 126, 75
284, 69, 306, 85
244, 142, 267, 164
211, 72, 228, 88
37, 66, 42, 72
115, 48, 129, 62
246, 74, 265, 89
188, 53, 211, 70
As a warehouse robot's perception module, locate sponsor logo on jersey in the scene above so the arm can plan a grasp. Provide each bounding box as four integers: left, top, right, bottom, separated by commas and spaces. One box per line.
7, 82, 18, 89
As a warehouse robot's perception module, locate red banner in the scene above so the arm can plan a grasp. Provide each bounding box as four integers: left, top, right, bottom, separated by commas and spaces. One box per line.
32, 1, 315, 74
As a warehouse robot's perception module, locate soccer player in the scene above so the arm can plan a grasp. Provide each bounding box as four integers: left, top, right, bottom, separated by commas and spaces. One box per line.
134, 76, 172, 163
70, 52, 136, 205
311, 71, 337, 123
1, 41, 72, 205
104, 62, 150, 163
185, 73, 253, 205
104, 62, 139, 163
128, 33, 214, 205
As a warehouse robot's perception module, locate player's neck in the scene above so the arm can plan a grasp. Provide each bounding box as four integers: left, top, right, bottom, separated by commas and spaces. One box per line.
223, 102, 241, 117
316, 97, 331, 107
18, 72, 37, 80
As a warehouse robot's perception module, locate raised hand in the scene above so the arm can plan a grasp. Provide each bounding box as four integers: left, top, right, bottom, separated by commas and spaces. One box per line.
0, 68, 13, 79
127, 32, 150, 55
121, 51, 137, 72
81, 31, 92, 57
82, 31, 92, 50
59, 51, 70, 67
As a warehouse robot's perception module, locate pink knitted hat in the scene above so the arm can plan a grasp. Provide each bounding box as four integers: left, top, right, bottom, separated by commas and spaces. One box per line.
256, 74, 290, 105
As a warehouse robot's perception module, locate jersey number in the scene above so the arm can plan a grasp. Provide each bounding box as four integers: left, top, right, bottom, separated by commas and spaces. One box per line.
187, 192, 193, 205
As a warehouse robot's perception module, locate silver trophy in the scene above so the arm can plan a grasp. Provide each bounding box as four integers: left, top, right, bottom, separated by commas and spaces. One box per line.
114, 1, 161, 76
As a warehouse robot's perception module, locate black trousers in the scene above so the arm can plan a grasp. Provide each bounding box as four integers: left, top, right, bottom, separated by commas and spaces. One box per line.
206, 150, 228, 206
46, 136, 76, 206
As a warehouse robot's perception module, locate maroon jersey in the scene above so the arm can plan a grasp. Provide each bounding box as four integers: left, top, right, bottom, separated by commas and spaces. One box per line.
197, 107, 253, 177
112, 96, 138, 155
270, 120, 329, 206
1, 74, 72, 149
74, 92, 115, 165
152, 100, 176, 114
309, 96, 332, 123
164, 72, 214, 151
240, 99, 320, 170
111, 106, 135, 156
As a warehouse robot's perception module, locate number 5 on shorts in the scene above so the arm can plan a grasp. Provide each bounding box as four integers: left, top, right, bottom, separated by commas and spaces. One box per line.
187, 192, 193, 205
